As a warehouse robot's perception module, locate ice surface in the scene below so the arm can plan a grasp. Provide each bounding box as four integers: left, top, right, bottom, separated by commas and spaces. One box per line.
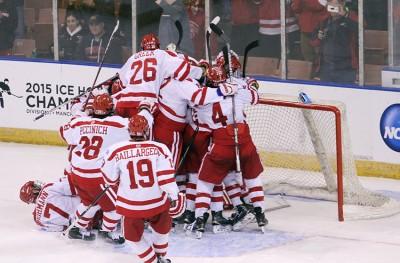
1, 142, 400, 263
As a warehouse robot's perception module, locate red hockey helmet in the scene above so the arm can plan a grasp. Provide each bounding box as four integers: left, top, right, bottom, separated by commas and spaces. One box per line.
20, 181, 43, 204
128, 115, 150, 140
206, 65, 227, 86
141, 33, 160, 51
215, 50, 241, 73
92, 93, 113, 115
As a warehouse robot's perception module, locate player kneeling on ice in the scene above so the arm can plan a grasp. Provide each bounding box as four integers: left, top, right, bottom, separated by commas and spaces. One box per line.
60, 93, 136, 244
189, 65, 268, 238
19, 176, 81, 232
101, 115, 185, 263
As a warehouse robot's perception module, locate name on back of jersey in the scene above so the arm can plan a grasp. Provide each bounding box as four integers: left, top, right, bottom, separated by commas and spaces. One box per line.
79, 125, 108, 135
114, 146, 161, 161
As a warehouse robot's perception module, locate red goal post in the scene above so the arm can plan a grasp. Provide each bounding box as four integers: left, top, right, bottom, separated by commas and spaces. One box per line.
246, 94, 400, 221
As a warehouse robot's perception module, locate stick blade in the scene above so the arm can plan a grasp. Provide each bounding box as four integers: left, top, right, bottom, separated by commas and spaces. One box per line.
210, 23, 223, 36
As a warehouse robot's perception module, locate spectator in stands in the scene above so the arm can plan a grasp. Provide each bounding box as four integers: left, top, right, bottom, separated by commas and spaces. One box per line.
76, 13, 123, 64
186, 0, 205, 59
231, 0, 260, 55
59, 11, 85, 60
257, 0, 300, 59
0, 0, 17, 56
310, 0, 358, 83
156, 0, 195, 57
291, 0, 329, 65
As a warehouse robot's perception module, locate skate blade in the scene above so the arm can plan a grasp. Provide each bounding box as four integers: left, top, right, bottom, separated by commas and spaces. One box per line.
195, 231, 203, 239
212, 224, 232, 234
260, 226, 266, 233
232, 213, 256, 231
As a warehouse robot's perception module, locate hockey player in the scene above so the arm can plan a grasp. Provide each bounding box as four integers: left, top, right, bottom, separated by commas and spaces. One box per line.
60, 93, 130, 243
19, 177, 80, 232
190, 65, 268, 237
153, 72, 238, 170
101, 115, 185, 263
112, 33, 205, 119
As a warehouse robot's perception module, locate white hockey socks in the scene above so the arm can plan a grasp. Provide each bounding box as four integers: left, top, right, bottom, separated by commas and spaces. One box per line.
224, 172, 243, 207
195, 179, 214, 218
244, 177, 265, 209
75, 204, 100, 228
102, 210, 121, 232
132, 239, 158, 263
186, 173, 198, 212
151, 229, 169, 257
210, 184, 224, 212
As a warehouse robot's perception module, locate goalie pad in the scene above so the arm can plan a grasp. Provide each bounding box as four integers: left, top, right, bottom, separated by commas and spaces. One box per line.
169, 192, 186, 218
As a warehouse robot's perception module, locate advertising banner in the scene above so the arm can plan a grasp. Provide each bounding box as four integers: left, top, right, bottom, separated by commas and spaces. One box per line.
0, 60, 118, 130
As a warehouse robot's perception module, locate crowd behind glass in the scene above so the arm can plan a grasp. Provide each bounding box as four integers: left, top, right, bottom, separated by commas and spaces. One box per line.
0, 0, 394, 86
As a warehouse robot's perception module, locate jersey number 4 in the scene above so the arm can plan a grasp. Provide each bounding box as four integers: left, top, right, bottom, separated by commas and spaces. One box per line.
127, 159, 155, 189
212, 102, 228, 126
130, 58, 157, 85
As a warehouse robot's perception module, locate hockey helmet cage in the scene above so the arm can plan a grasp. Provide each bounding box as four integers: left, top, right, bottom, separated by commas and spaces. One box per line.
206, 66, 227, 87
92, 93, 113, 115
215, 50, 241, 72
20, 181, 44, 204
141, 33, 160, 51
128, 115, 150, 140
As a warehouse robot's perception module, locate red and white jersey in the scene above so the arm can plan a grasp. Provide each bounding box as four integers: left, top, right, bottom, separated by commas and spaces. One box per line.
101, 140, 179, 218
193, 77, 259, 129
33, 176, 80, 232
60, 116, 130, 178
158, 78, 224, 124
115, 49, 203, 108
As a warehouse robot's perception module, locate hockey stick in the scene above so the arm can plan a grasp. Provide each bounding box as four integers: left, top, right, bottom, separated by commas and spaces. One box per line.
242, 40, 259, 78
206, 16, 221, 65
62, 184, 111, 237
175, 20, 183, 50
176, 126, 199, 173
33, 74, 119, 121
10, 93, 23, 98
82, 19, 120, 111
211, 23, 242, 176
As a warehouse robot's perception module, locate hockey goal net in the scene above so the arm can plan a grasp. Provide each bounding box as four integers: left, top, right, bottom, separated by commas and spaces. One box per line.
245, 94, 400, 221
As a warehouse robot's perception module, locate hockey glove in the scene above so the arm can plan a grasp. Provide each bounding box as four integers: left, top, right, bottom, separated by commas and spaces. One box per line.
169, 192, 186, 218
217, 82, 238, 96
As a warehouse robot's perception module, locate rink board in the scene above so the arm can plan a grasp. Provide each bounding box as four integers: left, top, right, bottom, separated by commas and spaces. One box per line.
0, 59, 399, 179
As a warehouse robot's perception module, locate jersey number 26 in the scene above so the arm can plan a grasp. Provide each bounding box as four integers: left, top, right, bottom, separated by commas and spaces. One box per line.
130, 58, 157, 85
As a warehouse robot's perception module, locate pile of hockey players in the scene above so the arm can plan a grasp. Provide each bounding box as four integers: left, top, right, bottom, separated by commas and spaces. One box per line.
19, 33, 267, 263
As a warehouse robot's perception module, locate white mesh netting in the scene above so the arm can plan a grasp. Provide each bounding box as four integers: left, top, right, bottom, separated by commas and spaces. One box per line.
245, 94, 400, 220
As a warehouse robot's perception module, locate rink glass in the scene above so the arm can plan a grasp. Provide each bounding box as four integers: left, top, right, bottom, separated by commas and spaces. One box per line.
1, 0, 393, 87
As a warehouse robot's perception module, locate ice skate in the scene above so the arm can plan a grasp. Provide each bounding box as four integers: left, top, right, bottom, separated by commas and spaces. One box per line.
231, 204, 256, 231
157, 256, 171, 263
183, 210, 195, 231
253, 207, 268, 233
68, 226, 96, 241
190, 216, 206, 239
211, 211, 232, 233
98, 230, 125, 245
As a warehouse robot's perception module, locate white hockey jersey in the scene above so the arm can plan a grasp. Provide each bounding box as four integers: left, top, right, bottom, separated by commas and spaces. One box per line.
60, 115, 130, 178
101, 140, 179, 218
115, 49, 203, 108
192, 77, 259, 129
158, 78, 225, 124
33, 177, 80, 232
